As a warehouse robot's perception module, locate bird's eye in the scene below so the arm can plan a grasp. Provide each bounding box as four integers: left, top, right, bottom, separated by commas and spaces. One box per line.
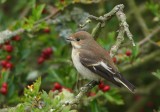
76, 38, 80, 41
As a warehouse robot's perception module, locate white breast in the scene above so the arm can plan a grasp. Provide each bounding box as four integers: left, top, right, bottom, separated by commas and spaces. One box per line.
71, 48, 100, 81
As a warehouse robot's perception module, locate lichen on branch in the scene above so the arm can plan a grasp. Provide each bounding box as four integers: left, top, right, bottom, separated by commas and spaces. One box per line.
80, 4, 135, 57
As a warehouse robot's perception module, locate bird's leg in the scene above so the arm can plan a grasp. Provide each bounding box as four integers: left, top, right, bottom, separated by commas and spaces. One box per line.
64, 80, 98, 106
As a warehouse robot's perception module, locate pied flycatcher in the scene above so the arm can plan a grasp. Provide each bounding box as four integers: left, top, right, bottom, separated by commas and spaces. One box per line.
67, 31, 135, 93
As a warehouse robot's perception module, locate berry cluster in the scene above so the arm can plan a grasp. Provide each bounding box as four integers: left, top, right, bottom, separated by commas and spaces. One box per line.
98, 81, 110, 92
0, 35, 21, 70
37, 47, 53, 64
52, 82, 72, 93
0, 82, 8, 95
111, 49, 132, 64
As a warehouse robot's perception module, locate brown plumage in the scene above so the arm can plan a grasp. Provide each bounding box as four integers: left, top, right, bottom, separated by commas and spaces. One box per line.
67, 31, 135, 93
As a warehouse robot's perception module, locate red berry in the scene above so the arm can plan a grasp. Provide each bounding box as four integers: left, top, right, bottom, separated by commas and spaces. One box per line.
0, 87, 7, 95
38, 57, 45, 64
12, 35, 21, 41
6, 62, 13, 69
43, 27, 51, 33
6, 55, 12, 60
41, 53, 50, 59
98, 81, 105, 89
126, 50, 132, 56
2, 82, 8, 88
42, 47, 53, 55
112, 57, 117, 63
102, 85, 110, 92
1, 60, 8, 67
54, 82, 62, 90
41, 47, 53, 59
4, 45, 13, 52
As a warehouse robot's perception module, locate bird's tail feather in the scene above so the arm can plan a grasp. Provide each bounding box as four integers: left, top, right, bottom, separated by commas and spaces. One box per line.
114, 75, 135, 93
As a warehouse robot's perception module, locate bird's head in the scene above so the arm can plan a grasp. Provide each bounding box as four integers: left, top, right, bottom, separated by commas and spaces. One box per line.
67, 31, 93, 49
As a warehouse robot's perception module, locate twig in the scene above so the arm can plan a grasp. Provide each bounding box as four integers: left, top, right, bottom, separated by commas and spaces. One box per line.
63, 81, 98, 107
0, 6, 61, 45
34, 6, 60, 25
121, 50, 160, 72
91, 22, 101, 39
0, 29, 24, 44
19, 6, 30, 19
138, 26, 160, 46
127, 3, 146, 18
110, 25, 125, 57
81, 4, 135, 57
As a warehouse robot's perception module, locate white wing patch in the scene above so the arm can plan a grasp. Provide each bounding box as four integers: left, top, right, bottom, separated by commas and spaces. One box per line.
100, 62, 115, 74
90, 61, 115, 74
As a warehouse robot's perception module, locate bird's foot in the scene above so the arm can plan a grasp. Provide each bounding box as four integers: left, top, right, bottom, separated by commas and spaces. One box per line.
64, 98, 79, 109
63, 87, 87, 106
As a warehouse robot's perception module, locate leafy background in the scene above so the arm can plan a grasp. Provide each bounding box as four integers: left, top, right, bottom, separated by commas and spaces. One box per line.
0, 0, 160, 112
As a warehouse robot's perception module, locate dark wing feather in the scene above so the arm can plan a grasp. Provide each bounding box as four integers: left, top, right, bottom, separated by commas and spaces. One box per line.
79, 49, 135, 92
87, 65, 122, 87
79, 51, 122, 87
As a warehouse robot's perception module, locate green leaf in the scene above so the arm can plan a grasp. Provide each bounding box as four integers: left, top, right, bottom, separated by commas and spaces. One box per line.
28, 0, 36, 8
104, 89, 124, 105
0, 70, 9, 83
48, 69, 63, 84
24, 77, 41, 100
132, 45, 139, 58
32, 4, 45, 21
90, 100, 100, 112
152, 69, 160, 79
33, 77, 41, 94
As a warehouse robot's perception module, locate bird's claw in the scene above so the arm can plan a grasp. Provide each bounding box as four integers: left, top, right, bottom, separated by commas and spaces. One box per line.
64, 99, 79, 106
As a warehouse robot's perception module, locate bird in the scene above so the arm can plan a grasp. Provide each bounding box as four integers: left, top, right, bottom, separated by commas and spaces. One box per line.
67, 31, 135, 93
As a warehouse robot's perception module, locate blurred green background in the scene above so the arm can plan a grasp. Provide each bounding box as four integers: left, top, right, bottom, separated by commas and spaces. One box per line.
0, 0, 160, 112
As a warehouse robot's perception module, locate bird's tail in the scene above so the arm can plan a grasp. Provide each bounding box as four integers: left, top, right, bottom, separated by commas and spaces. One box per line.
114, 74, 135, 93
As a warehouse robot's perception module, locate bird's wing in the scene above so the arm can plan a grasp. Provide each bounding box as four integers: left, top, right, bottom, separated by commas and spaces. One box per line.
79, 51, 122, 87
79, 50, 136, 92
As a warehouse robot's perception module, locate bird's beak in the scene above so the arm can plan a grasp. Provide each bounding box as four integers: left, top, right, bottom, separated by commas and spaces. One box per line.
66, 37, 74, 41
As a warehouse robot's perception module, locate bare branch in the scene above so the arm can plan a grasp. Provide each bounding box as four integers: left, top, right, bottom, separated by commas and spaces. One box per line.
138, 26, 160, 46
81, 4, 135, 57
0, 29, 24, 44
0, 6, 61, 45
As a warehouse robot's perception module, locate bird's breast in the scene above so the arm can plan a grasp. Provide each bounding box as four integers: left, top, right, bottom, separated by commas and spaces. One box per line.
71, 48, 100, 81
